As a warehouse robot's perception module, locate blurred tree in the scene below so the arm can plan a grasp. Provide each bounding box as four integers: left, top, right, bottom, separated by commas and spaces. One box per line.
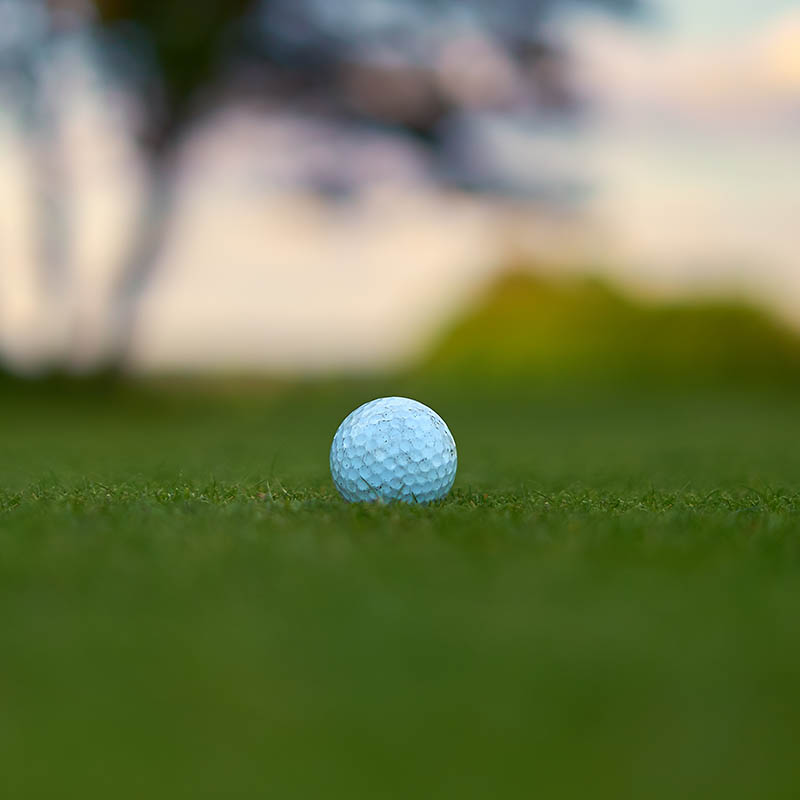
3, 0, 638, 373
89, 0, 254, 365
91, 0, 640, 147
91, 0, 638, 371
93, 0, 253, 152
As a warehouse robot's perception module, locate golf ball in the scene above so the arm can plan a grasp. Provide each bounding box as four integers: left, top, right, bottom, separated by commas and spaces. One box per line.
330, 397, 457, 503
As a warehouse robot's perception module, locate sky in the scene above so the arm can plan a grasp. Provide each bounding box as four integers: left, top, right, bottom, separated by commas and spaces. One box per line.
567, 0, 800, 122
653, 0, 799, 39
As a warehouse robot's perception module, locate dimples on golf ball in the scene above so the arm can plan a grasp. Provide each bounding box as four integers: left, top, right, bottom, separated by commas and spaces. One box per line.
330, 397, 457, 503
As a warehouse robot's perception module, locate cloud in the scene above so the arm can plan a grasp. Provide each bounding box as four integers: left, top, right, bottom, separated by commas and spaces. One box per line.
564, 8, 800, 126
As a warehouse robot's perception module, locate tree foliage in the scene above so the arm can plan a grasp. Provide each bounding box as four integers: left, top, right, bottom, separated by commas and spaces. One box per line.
91, 0, 638, 148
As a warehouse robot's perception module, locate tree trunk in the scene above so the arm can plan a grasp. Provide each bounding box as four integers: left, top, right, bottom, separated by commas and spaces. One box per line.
102, 142, 179, 372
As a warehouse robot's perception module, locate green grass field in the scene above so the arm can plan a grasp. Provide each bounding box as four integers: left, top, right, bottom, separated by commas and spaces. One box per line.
2, 376, 800, 798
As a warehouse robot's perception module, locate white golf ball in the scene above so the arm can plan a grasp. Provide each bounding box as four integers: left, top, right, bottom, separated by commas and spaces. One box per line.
330, 397, 457, 503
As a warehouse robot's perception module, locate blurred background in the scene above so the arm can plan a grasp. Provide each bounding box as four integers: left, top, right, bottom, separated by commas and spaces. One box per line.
1, 0, 798, 379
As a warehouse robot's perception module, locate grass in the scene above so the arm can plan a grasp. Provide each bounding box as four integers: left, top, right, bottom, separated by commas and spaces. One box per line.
1, 377, 800, 798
